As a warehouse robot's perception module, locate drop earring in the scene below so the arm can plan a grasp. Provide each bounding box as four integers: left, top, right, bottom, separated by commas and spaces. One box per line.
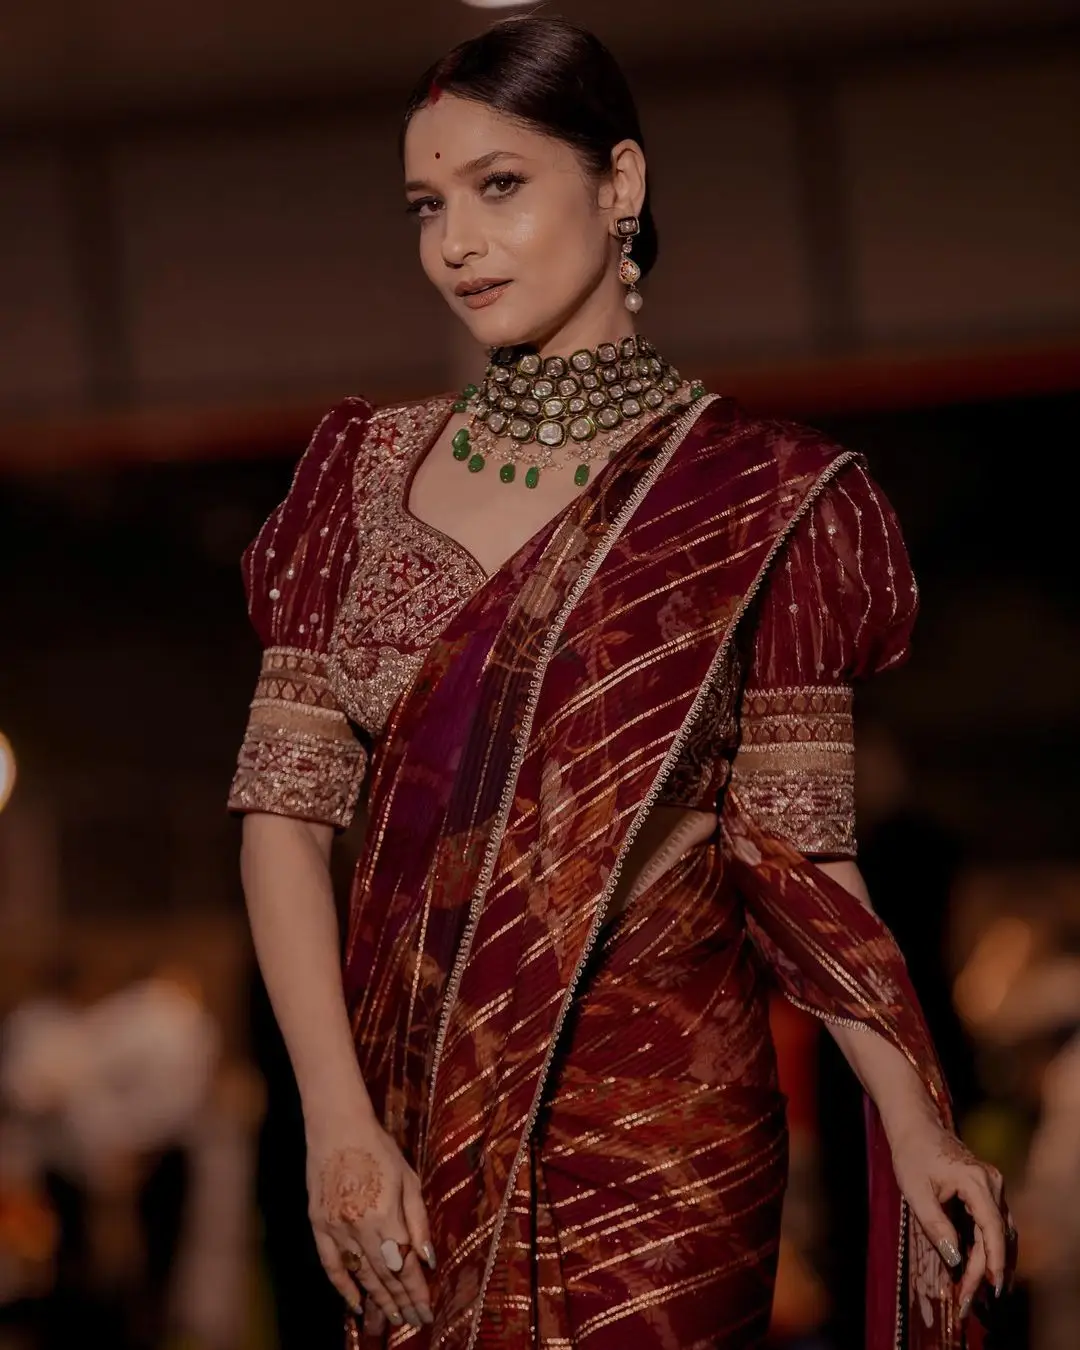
616, 215, 643, 314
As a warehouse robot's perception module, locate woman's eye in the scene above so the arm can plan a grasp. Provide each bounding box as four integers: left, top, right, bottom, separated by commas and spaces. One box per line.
481, 173, 524, 199
406, 197, 441, 219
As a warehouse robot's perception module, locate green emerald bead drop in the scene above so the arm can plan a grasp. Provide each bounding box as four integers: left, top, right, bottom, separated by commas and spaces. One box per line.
467, 453, 486, 473
463, 383, 478, 397
451, 428, 471, 460
574, 464, 590, 486
690, 383, 705, 399
525, 466, 540, 489
453, 400, 468, 413
499, 463, 516, 483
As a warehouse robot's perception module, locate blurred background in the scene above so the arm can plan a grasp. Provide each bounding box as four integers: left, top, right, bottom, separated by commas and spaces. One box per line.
0, 1, 1078, 1348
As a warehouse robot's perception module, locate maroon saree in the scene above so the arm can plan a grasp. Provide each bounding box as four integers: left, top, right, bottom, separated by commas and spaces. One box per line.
338, 396, 973, 1350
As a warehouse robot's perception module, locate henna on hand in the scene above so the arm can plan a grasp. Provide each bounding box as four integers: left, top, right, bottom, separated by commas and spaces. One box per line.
320, 1148, 384, 1225
935, 1133, 979, 1168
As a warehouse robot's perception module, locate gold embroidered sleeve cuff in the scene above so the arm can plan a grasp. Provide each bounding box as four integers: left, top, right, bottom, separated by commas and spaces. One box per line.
731, 685, 855, 857
228, 647, 368, 829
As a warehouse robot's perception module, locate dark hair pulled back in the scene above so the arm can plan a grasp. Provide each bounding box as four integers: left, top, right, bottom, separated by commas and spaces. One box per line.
401, 16, 659, 278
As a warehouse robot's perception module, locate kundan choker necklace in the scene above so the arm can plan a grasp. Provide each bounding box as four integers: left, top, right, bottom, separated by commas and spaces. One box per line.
450, 335, 704, 488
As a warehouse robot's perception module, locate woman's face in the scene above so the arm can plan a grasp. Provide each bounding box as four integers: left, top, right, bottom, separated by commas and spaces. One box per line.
403, 96, 619, 351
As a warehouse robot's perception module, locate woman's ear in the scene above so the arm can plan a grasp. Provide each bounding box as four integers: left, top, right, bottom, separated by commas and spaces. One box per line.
601, 139, 646, 226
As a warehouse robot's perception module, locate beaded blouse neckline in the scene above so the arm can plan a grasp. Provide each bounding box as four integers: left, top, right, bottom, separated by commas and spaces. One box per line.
397, 388, 701, 586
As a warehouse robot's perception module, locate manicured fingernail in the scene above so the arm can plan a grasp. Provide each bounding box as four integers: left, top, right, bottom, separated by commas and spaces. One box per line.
417, 1303, 434, 1325
938, 1238, 962, 1268
403, 1308, 422, 1329
959, 1297, 972, 1320
995, 1276, 1004, 1299
388, 1310, 404, 1326
423, 1242, 437, 1270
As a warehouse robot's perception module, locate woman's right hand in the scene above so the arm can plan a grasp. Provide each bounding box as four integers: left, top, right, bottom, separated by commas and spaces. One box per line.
306, 1114, 436, 1333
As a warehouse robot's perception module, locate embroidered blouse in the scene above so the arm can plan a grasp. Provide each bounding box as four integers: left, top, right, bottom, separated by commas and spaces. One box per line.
228, 396, 917, 857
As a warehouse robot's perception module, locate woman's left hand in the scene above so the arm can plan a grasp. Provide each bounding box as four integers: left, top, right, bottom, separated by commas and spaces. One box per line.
890, 1121, 1016, 1318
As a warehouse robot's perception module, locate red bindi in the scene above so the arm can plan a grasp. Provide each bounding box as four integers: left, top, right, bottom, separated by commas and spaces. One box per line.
435, 152, 441, 160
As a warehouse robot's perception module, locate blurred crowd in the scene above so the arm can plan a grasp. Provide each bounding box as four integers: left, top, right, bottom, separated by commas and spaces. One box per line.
0, 957, 261, 1350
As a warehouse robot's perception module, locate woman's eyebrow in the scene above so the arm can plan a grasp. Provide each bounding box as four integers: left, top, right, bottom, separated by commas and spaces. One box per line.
405, 150, 522, 193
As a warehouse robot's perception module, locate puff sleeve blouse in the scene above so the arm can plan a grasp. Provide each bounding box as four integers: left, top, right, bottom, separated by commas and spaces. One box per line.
227, 398, 373, 830
729, 460, 918, 857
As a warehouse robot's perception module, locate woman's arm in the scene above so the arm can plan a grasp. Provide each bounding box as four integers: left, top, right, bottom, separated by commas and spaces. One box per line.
240, 813, 374, 1123
817, 859, 1010, 1316
816, 860, 948, 1146
240, 813, 435, 1332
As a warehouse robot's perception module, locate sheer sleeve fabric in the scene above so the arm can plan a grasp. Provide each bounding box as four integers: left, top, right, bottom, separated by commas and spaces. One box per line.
228, 397, 373, 829
731, 461, 918, 858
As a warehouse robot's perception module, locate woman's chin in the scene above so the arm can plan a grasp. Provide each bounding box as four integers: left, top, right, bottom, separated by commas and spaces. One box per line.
460, 302, 544, 352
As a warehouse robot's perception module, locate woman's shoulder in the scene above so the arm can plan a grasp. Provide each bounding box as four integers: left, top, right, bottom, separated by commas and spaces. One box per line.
295, 386, 455, 442
692, 396, 907, 553
289, 390, 454, 478
326, 392, 456, 499
304, 393, 376, 447
240, 394, 374, 622
367, 390, 457, 419
736, 409, 908, 562
363, 391, 456, 441
709, 399, 854, 473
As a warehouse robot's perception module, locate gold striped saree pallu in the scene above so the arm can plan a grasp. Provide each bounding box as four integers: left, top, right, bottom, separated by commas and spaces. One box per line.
342, 399, 972, 1349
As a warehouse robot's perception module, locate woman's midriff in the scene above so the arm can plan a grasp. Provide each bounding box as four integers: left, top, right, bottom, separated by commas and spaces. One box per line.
606, 803, 720, 922
563, 830, 779, 1096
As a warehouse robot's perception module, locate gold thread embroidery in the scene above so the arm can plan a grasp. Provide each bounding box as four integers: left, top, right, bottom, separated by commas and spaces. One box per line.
327, 398, 487, 735
733, 683, 855, 856
229, 645, 367, 827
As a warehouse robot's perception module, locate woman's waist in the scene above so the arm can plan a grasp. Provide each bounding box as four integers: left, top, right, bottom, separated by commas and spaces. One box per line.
590, 813, 744, 973
607, 803, 719, 920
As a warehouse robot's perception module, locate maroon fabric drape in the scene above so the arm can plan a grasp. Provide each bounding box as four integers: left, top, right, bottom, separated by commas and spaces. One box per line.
339, 397, 975, 1348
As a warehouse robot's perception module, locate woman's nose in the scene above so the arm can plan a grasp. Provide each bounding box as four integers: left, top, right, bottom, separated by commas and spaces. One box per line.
440, 203, 486, 269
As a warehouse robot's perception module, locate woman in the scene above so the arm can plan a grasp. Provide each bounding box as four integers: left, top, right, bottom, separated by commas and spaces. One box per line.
229, 17, 1013, 1349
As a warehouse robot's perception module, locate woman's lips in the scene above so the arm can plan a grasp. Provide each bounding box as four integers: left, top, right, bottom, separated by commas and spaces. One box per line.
460, 281, 512, 310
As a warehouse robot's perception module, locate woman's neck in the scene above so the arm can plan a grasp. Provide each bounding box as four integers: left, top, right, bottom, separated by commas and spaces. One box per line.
532, 282, 639, 360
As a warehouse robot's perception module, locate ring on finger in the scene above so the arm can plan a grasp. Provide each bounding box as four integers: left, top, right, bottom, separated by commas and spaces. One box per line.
380, 1237, 412, 1272
343, 1249, 379, 1296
